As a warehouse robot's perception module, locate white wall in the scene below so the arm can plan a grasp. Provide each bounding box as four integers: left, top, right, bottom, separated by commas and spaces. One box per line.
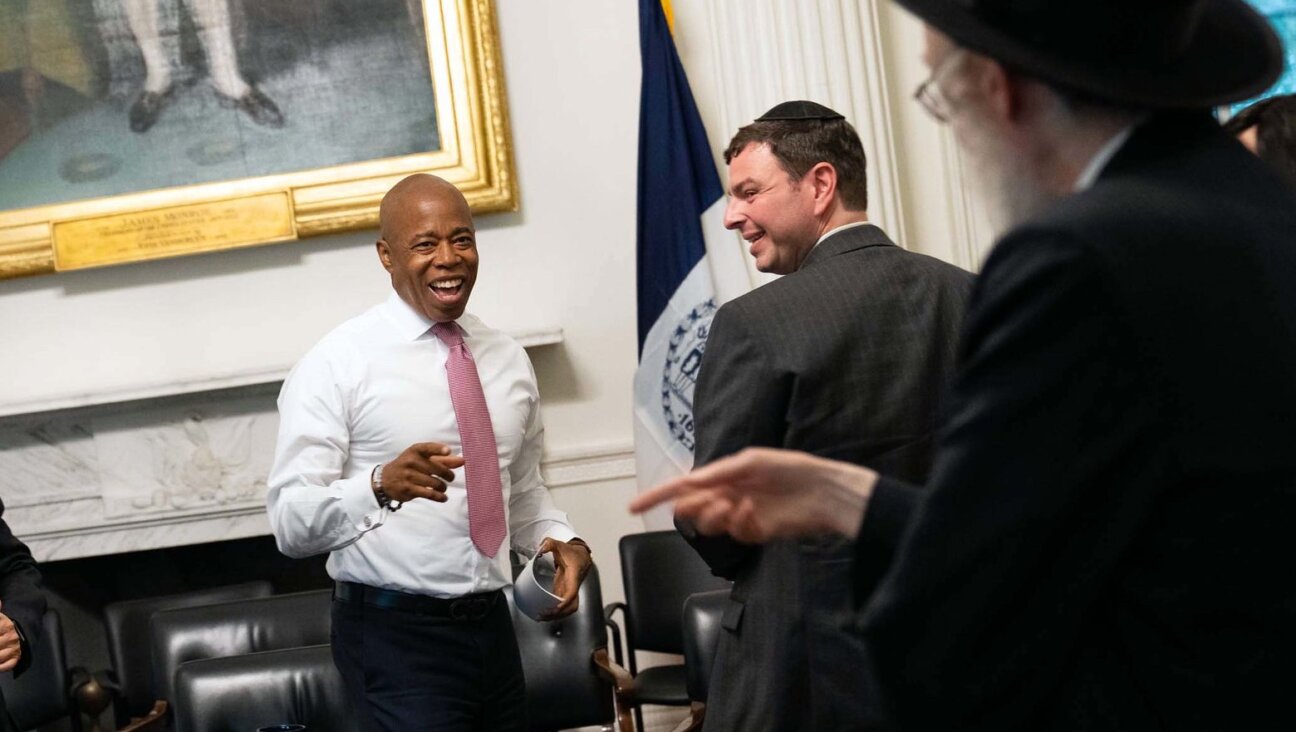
0, 1, 653, 572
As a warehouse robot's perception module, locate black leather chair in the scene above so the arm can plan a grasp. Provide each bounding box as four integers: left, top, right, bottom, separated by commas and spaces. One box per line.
0, 607, 83, 731
169, 569, 633, 732
170, 644, 355, 732
149, 589, 332, 713
604, 530, 730, 732
505, 563, 632, 732
671, 589, 728, 732
102, 580, 274, 728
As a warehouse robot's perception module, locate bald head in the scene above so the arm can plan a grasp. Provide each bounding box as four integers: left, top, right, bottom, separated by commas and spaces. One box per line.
376, 174, 479, 322
379, 174, 471, 242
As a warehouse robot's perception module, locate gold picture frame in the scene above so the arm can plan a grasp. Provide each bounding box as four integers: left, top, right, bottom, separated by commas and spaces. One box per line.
0, 0, 515, 280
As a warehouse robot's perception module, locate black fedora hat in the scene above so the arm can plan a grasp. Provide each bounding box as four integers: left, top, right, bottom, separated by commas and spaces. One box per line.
894, 0, 1284, 108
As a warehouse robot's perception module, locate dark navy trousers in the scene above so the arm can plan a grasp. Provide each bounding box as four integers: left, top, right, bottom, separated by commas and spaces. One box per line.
331, 594, 527, 731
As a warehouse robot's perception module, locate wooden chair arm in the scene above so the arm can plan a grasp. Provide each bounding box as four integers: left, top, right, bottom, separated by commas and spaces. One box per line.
119, 700, 167, 732
591, 648, 635, 732
592, 647, 634, 696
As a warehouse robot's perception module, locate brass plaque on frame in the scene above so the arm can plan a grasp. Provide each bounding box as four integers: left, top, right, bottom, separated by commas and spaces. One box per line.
53, 193, 295, 271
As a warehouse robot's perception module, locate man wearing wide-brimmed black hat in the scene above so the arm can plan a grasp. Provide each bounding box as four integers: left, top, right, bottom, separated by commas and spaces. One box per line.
633, 1, 1296, 729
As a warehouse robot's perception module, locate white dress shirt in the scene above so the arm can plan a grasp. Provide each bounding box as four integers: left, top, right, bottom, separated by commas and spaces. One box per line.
814, 220, 873, 248
1074, 123, 1138, 192
267, 292, 576, 597
794, 220, 873, 269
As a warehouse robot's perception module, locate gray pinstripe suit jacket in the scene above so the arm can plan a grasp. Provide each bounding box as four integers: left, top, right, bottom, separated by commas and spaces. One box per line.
681, 223, 972, 731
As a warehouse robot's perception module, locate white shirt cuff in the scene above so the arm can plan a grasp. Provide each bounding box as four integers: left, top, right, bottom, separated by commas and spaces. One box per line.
536, 524, 577, 551
340, 471, 386, 533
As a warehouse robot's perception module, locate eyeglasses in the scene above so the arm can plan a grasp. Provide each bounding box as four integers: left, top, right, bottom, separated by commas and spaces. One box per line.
913, 50, 966, 124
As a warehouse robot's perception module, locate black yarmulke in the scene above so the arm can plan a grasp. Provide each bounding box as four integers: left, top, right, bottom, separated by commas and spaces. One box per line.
756, 100, 845, 121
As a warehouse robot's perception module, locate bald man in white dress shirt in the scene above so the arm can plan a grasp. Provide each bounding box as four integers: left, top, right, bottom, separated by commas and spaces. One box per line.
267, 174, 592, 731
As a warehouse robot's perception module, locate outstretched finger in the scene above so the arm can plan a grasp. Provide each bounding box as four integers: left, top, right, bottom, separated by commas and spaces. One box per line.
411, 442, 452, 458
670, 489, 719, 518
684, 452, 757, 486
408, 455, 457, 482
686, 447, 793, 486
628, 475, 698, 514
673, 491, 737, 533
432, 454, 467, 471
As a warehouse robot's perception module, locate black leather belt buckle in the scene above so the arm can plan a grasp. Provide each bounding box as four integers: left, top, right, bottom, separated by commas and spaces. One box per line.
335, 582, 498, 621
448, 596, 494, 620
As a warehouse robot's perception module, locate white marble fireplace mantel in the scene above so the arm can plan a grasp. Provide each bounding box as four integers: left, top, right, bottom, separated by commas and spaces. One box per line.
0, 327, 644, 565
0, 327, 564, 420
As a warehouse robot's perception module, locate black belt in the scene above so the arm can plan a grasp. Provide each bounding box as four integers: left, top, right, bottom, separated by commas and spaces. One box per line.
333, 581, 502, 620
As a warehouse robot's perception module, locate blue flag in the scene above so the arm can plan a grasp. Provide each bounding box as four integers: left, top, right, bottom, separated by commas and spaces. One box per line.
633, 0, 747, 528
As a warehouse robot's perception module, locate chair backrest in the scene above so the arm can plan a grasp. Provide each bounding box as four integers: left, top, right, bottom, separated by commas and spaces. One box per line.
681, 589, 728, 703
149, 589, 332, 707
171, 644, 356, 732
103, 580, 274, 723
0, 608, 69, 729
506, 562, 613, 732
619, 531, 729, 654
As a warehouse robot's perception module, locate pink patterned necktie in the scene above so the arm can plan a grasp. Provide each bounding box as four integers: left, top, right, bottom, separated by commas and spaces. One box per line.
432, 321, 507, 557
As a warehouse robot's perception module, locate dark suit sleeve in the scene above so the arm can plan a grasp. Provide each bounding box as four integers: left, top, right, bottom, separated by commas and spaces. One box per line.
858, 233, 1162, 730
678, 303, 792, 579
0, 499, 45, 677
851, 475, 923, 606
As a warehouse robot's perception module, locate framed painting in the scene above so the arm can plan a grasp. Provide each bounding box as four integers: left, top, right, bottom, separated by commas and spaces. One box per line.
0, 0, 515, 279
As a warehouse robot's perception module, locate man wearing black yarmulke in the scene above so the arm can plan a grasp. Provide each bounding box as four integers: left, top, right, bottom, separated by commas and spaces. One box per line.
637, 1, 1296, 729
678, 101, 972, 730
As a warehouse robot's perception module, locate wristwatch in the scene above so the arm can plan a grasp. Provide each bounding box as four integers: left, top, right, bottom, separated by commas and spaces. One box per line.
371, 463, 402, 512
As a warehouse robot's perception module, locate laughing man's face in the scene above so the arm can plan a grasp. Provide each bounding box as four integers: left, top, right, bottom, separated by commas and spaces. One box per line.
723, 142, 819, 274
378, 184, 479, 323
